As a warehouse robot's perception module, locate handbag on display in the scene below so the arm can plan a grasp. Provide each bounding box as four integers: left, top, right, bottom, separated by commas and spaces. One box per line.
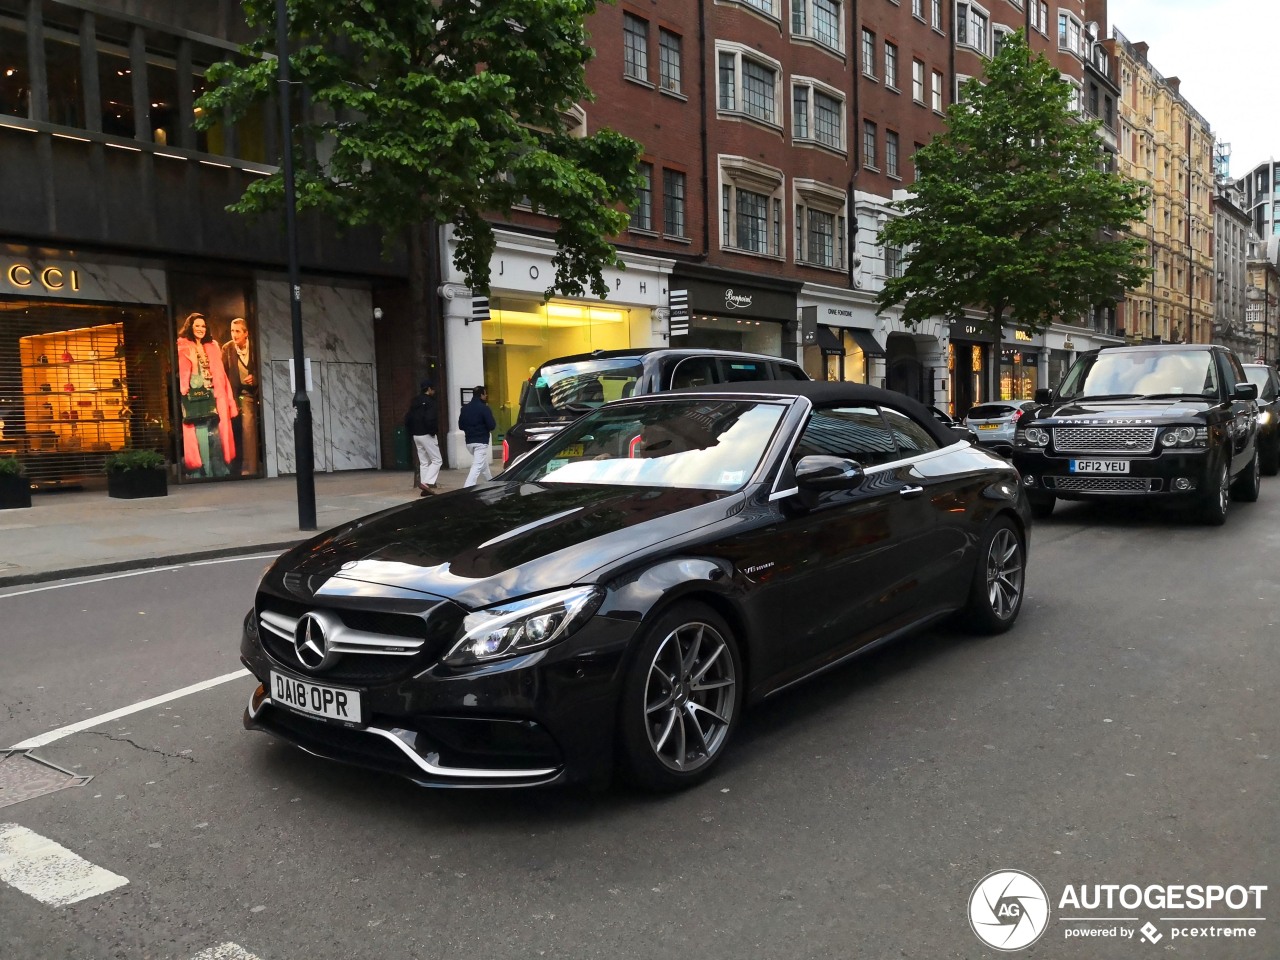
63, 382, 74, 393
61, 350, 72, 363
181, 386, 218, 423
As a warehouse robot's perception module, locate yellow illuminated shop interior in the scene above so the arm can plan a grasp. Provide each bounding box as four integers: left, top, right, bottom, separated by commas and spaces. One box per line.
19, 323, 129, 455
481, 298, 638, 436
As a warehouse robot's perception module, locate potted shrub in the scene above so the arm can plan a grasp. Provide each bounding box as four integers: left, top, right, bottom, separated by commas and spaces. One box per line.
0, 456, 31, 510
104, 449, 168, 499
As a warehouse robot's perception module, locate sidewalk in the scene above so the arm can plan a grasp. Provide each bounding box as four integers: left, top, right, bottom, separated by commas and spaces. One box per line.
0, 467, 474, 587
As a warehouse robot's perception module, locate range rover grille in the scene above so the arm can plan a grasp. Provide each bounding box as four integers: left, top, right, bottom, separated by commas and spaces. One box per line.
1049, 476, 1160, 493
1052, 426, 1158, 455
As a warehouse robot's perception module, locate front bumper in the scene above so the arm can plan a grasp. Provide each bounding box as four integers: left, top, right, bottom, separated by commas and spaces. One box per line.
1012, 447, 1212, 500
240, 615, 638, 789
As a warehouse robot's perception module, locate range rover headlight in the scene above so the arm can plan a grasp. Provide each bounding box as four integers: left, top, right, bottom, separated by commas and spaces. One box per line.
1161, 426, 1207, 448
1021, 427, 1050, 447
443, 585, 603, 666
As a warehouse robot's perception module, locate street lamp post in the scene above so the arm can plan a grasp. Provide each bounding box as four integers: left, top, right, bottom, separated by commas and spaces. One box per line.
275, 0, 316, 531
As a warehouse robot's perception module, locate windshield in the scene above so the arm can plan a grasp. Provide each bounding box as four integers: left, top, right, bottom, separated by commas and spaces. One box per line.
517, 358, 644, 420
1057, 350, 1219, 400
1243, 366, 1275, 398
500, 399, 788, 491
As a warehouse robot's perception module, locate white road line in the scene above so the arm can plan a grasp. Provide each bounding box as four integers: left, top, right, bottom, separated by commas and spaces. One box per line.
10, 669, 252, 751
0, 824, 128, 907
189, 944, 263, 960
0, 553, 280, 598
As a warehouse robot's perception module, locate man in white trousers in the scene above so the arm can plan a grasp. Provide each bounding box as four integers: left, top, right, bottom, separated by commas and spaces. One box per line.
458, 384, 497, 487
403, 378, 441, 495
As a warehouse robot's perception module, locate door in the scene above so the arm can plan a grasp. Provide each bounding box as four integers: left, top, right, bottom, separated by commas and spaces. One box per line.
324, 361, 379, 470
270, 359, 330, 474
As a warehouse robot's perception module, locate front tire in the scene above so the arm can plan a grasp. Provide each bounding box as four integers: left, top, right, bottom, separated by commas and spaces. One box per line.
1231, 450, 1260, 503
1198, 459, 1230, 525
958, 517, 1026, 635
619, 602, 742, 792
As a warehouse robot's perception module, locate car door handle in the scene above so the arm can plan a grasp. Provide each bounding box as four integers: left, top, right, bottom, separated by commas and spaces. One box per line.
899, 485, 924, 499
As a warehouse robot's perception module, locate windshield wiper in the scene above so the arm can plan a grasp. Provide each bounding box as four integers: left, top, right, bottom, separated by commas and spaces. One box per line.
558, 402, 595, 413
1137, 392, 1214, 401
1067, 393, 1141, 401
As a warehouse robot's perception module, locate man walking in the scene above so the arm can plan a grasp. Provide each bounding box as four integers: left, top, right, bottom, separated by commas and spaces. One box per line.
459, 384, 496, 487
404, 378, 441, 495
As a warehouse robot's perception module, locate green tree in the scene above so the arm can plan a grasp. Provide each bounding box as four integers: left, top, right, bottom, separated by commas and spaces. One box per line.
876, 31, 1150, 401
196, 0, 643, 413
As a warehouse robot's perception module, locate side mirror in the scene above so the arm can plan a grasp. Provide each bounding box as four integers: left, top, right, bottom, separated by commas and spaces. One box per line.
1234, 382, 1259, 401
794, 455, 866, 491
1034, 387, 1053, 404
951, 425, 977, 444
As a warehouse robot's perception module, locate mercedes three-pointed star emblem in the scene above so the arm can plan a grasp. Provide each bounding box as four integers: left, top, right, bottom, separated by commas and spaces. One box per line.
293, 611, 340, 672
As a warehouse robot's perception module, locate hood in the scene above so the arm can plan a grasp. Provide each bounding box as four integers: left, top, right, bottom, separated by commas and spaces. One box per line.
1039, 397, 1215, 422
270, 482, 737, 609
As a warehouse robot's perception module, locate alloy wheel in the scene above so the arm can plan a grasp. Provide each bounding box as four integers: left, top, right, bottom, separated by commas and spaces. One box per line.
985, 527, 1024, 621
643, 620, 737, 773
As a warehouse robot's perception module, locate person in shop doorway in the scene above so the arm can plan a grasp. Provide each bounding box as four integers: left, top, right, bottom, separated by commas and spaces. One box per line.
459, 384, 496, 487
222, 317, 259, 476
404, 378, 441, 496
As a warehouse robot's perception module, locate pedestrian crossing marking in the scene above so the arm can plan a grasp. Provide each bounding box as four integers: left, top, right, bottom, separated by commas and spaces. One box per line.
0, 823, 128, 906
190, 944, 262, 960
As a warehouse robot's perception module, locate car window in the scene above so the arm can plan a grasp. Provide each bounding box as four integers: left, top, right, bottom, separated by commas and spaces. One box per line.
519, 358, 643, 418
670, 357, 718, 389
1226, 352, 1248, 390
966, 404, 1019, 420
1060, 349, 1219, 399
794, 406, 898, 468
773, 362, 810, 381
1244, 366, 1277, 400
720, 358, 771, 383
880, 407, 940, 455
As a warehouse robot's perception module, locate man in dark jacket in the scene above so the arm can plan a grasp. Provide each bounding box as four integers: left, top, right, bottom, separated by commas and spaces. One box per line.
458, 384, 497, 487
404, 379, 441, 495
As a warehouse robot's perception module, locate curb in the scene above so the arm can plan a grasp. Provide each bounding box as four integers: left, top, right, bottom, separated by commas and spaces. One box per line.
0, 541, 304, 590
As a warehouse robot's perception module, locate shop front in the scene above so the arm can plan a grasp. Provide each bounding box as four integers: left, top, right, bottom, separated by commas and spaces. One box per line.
797, 292, 886, 384
999, 326, 1044, 400
947, 320, 998, 417
1, 248, 380, 489
667, 268, 800, 359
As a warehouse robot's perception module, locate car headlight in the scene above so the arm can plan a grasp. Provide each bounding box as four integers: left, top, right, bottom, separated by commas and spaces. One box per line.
443, 585, 603, 666
1160, 426, 1207, 448
1261, 410, 1274, 425
1020, 427, 1050, 447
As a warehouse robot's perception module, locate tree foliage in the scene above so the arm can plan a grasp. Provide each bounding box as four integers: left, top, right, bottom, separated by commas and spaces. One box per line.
876, 31, 1150, 342
197, 0, 644, 299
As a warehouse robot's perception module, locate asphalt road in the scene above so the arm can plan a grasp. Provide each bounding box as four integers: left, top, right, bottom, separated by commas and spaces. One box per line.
0, 496, 1277, 960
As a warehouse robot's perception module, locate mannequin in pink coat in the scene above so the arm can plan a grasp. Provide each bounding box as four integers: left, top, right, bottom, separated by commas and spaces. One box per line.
177, 312, 237, 477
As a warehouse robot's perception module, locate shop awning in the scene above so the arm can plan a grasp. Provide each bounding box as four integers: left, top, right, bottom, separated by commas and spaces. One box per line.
816, 326, 844, 356
847, 328, 886, 357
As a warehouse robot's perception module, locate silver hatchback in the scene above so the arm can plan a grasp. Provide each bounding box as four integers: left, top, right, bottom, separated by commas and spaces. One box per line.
964, 400, 1038, 453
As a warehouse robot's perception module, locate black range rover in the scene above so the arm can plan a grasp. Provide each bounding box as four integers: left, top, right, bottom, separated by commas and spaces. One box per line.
1013, 344, 1260, 524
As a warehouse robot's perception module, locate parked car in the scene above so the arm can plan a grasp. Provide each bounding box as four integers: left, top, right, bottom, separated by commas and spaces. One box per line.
242, 381, 1031, 792
1241, 363, 1279, 475
1012, 344, 1259, 524
502, 348, 809, 465
963, 400, 1038, 455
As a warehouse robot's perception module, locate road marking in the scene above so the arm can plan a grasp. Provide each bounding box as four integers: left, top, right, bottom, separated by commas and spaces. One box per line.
10, 670, 252, 751
0, 823, 128, 906
189, 944, 263, 960
0, 553, 279, 598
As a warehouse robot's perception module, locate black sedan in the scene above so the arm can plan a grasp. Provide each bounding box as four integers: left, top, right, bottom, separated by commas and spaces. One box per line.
1242, 363, 1279, 475
241, 382, 1031, 792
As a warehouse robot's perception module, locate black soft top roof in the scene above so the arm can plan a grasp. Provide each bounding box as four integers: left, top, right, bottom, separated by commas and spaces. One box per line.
665, 379, 961, 448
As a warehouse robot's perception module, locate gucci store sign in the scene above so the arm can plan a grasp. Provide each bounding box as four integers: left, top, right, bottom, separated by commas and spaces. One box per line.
1, 256, 167, 304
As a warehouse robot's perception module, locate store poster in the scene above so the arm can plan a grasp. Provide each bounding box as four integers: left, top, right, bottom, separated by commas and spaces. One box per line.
169, 274, 261, 479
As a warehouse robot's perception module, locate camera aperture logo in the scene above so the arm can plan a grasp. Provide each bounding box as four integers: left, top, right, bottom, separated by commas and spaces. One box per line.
969, 870, 1051, 951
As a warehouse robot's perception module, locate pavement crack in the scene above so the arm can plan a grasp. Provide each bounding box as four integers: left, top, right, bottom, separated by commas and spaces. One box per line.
86, 731, 197, 763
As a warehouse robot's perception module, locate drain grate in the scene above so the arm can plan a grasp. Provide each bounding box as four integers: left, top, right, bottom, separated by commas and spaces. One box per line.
0, 752, 92, 808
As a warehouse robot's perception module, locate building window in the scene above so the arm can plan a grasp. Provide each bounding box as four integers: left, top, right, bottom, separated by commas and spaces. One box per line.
863, 120, 877, 169
717, 45, 781, 127
886, 130, 900, 177
932, 0, 943, 29
993, 25, 1012, 56
731, 0, 780, 17
1058, 11, 1084, 58
885, 243, 903, 278
912, 59, 925, 102
663, 169, 687, 237
912, 0, 924, 18
956, 2, 990, 55
792, 0, 843, 52
861, 28, 876, 78
720, 156, 785, 257
632, 162, 654, 231
931, 70, 943, 111
792, 78, 844, 151
794, 180, 847, 269
884, 42, 898, 89
658, 30, 682, 93
623, 13, 649, 82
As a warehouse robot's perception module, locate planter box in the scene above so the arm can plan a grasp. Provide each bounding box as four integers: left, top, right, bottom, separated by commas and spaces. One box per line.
107, 468, 168, 499
0, 473, 32, 510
